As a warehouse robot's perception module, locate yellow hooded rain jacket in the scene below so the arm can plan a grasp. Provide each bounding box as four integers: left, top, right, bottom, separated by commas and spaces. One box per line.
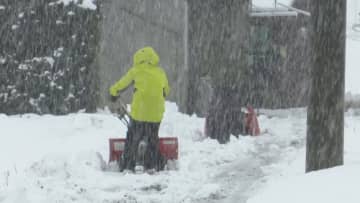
109, 47, 170, 123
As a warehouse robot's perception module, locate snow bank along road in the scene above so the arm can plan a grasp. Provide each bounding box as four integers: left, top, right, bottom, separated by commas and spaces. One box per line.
1, 103, 358, 203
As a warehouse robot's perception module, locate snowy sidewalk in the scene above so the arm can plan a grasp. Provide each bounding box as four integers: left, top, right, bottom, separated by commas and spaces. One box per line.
0, 103, 309, 203
195, 111, 306, 203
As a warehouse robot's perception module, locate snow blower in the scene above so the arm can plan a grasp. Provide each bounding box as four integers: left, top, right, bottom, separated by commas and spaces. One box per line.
204, 105, 260, 137
108, 97, 179, 171
243, 106, 260, 136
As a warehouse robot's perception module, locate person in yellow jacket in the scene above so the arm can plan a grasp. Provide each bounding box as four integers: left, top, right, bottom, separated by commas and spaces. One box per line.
109, 46, 170, 172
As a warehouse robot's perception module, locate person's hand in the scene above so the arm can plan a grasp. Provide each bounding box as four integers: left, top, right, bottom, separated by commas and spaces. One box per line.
109, 86, 118, 97
109, 86, 119, 102
110, 95, 118, 102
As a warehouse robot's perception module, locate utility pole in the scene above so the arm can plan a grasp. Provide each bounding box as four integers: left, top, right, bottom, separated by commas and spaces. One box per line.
306, 0, 347, 172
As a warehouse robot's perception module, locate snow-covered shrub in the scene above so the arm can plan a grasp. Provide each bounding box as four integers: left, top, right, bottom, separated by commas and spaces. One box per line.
0, 0, 100, 114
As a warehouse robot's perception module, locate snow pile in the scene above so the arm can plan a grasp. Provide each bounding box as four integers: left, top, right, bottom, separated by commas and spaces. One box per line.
247, 164, 360, 203
57, 0, 97, 10
252, 0, 294, 8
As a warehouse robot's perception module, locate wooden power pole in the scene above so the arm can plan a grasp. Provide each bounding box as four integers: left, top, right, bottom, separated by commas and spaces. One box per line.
306, 0, 347, 172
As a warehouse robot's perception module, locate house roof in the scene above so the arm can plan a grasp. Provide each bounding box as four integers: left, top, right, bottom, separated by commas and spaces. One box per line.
250, 0, 310, 17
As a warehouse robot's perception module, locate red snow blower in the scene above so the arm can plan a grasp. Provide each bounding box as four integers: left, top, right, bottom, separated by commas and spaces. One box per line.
108, 97, 179, 170
109, 137, 178, 162
244, 106, 260, 136
204, 105, 260, 137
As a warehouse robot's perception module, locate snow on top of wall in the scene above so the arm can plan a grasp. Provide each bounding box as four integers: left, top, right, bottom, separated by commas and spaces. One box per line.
252, 0, 294, 8
57, 0, 97, 10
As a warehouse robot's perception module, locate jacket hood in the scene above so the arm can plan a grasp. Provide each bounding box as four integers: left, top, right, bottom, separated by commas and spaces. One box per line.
133, 46, 160, 66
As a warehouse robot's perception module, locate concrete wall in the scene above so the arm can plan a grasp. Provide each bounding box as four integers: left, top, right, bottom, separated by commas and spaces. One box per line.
98, 0, 188, 112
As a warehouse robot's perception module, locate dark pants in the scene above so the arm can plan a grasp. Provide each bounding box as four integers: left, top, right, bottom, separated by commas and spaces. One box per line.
120, 119, 165, 172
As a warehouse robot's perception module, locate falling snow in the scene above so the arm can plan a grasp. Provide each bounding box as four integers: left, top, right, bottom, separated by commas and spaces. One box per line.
0, 0, 360, 203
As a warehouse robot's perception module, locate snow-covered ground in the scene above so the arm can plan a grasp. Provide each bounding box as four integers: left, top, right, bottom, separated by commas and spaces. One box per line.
0, 103, 359, 203
0, 103, 307, 203
247, 109, 360, 203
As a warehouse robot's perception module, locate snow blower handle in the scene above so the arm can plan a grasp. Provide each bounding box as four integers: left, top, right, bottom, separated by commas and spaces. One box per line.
111, 95, 130, 126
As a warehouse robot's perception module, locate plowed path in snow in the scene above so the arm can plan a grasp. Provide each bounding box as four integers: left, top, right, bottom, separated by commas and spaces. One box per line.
0, 105, 306, 203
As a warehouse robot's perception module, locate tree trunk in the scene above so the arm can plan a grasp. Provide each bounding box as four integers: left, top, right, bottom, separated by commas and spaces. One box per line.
306, 0, 346, 172
186, 0, 250, 115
